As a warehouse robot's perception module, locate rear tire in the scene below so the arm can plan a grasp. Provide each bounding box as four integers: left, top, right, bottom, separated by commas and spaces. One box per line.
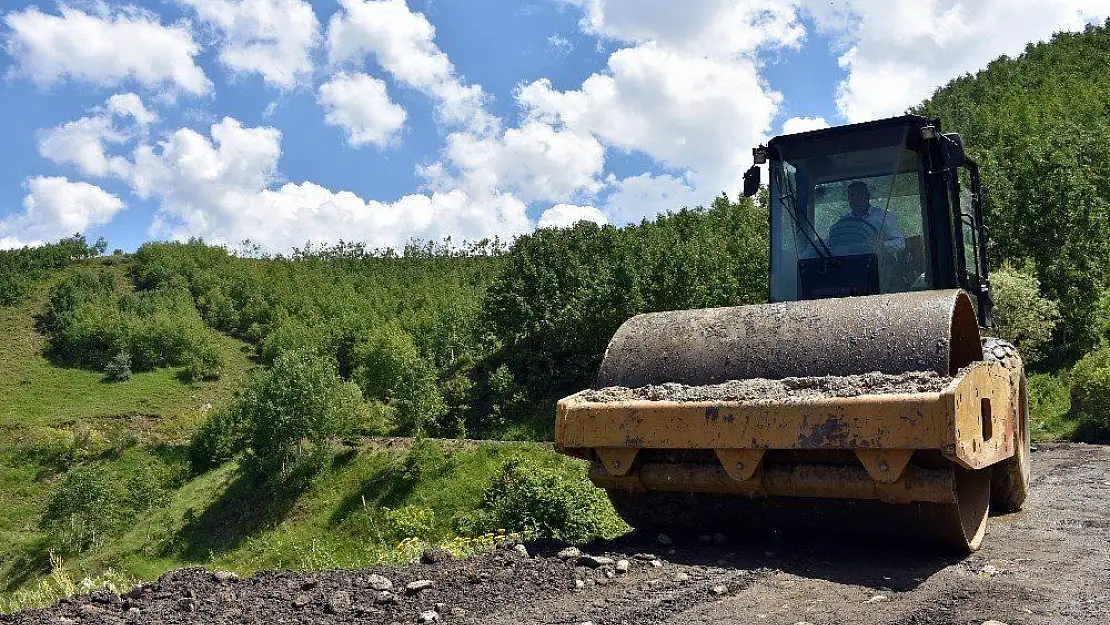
982, 338, 1031, 512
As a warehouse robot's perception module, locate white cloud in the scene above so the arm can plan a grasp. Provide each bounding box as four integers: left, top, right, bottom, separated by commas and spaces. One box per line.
318, 72, 407, 148
0, 177, 124, 245
604, 172, 700, 223
37, 94, 157, 179
517, 42, 780, 216
176, 0, 320, 88
537, 203, 607, 228
562, 0, 804, 56
326, 0, 494, 131
433, 121, 605, 203
127, 117, 530, 250
781, 116, 829, 135
3, 5, 210, 94
798, 0, 1110, 121
106, 93, 158, 125
38, 116, 130, 179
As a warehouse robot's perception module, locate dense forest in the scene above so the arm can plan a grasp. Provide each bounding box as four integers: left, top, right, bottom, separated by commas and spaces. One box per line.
27, 194, 765, 444
914, 20, 1110, 360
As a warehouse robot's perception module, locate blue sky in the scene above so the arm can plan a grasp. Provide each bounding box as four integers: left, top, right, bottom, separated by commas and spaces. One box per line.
0, 0, 1105, 252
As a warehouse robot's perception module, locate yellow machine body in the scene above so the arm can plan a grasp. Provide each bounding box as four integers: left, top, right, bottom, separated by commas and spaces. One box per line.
557, 362, 1016, 504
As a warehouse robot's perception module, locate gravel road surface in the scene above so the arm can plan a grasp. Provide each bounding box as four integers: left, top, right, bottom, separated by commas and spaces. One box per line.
6, 443, 1107, 625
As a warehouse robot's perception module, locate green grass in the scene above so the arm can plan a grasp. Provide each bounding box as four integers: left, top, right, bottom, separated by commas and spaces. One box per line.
1028, 370, 1079, 441
0, 275, 253, 435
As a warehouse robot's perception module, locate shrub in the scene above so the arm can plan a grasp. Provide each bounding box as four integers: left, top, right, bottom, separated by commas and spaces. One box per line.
40, 269, 117, 339
1096, 290, 1110, 347
1028, 372, 1072, 439
474, 455, 626, 544
181, 342, 224, 382
0, 235, 103, 308
352, 328, 445, 435
40, 461, 169, 554
239, 350, 366, 475
990, 263, 1061, 363
400, 438, 447, 483
188, 406, 250, 473
383, 505, 436, 540
259, 321, 332, 365
0, 272, 33, 307
103, 352, 132, 382
1070, 348, 1110, 438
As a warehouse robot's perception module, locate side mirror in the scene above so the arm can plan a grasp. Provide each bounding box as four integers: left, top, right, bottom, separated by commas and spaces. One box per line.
742, 165, 761, 198
941, 132, 968, 168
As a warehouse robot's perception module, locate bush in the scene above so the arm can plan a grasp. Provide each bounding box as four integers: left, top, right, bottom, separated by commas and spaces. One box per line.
40, 460, 169, 554
990, 263, 1061, 364
1028, 372, 1072, 439
474, 455, 626, 544
0, 235, 103, 308
1070, 348, 1110, 438
259, 321, 332, 365
181, 342, 223, 382
400, 438, 447, 483
188, 406, 250, 473
103, 352, 132, 382
0, 272, 33, 307
1096, 290, 1110, 347
238, 350, 366, 475
352, 328, 445, 435
41, 271, 224, 377
383, 505, 436, 540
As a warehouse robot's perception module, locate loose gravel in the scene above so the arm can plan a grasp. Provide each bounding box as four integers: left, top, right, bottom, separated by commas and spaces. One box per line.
580, 370, 953, 403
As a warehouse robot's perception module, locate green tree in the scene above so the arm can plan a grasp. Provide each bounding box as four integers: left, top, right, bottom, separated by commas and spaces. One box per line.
1070, 347, 1110, 438
915, 21, 1110, 357
351, 327, 445, 435
990, 263, 1060, 363
240, 350, 366, 474
483, 194, 767, 398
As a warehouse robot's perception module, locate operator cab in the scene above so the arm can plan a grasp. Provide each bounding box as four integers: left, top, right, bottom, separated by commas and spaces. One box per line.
743, 115, 993, 327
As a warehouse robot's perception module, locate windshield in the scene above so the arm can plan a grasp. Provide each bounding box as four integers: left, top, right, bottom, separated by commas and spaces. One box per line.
769, 124, 930, 302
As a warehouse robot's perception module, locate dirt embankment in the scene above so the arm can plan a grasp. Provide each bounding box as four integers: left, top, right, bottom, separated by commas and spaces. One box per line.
580, 371, 952, 403
6, 443, 1108, 625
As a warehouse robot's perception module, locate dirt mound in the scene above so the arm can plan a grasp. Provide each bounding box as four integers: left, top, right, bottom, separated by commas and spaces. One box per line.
5, 444, 1108, 624
2, 545, 753, 625
580, 371, 952, 403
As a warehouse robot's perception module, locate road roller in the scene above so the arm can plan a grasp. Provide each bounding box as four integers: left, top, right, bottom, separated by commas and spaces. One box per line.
554, 115, 1030, 552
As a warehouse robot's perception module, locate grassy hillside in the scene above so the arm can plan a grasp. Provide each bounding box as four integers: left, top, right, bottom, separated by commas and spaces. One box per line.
0, 257, 621, 612
0, 261, 252, 433
0, 258, 257, 609
1, 437, 608, 612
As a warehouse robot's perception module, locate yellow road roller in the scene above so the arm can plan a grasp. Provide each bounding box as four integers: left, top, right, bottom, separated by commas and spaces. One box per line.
555, 115, 1030, 552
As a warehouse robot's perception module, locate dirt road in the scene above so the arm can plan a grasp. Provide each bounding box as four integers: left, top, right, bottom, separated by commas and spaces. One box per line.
6, 443, 1108, 625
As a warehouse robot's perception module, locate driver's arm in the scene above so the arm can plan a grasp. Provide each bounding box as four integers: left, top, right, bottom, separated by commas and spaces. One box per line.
881, 212, 905, 250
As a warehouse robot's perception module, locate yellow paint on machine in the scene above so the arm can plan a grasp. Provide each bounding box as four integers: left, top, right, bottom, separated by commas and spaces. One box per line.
555, 361, 1016, 502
